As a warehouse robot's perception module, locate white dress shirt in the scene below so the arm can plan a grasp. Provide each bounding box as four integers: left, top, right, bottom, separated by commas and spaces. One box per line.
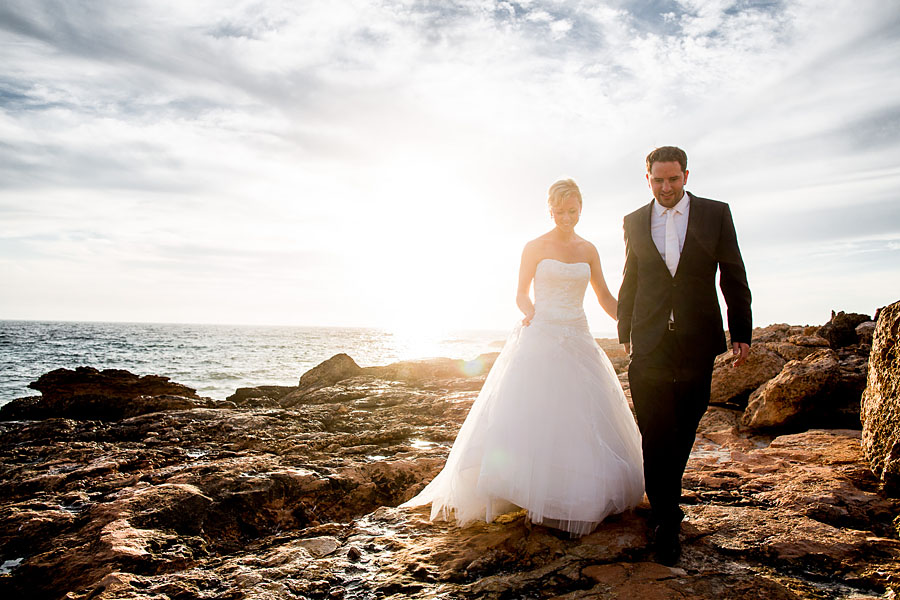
650, 192, 690, 269
651, 192, 690, 324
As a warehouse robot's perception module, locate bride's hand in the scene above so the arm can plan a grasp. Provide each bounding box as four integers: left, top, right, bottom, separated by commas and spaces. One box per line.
522, 310, 535, 327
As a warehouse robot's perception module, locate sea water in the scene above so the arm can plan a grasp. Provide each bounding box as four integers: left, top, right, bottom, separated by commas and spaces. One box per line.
0, 320, 508, 405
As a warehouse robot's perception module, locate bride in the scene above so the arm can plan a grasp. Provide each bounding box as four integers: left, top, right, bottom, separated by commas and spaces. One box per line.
402, 179, 644, 536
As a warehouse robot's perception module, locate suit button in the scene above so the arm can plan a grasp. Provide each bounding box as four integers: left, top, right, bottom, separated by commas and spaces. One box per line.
672, 282, 678, 288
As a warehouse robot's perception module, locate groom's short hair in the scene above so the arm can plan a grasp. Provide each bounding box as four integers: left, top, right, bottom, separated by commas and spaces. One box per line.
646, 146, 688, 174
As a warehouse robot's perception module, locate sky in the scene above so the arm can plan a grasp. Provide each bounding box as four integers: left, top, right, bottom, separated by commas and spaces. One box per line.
1, 0, 899, 339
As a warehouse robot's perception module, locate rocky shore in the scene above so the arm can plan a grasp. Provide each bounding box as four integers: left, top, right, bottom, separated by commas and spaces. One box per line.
1, 304, 898, 599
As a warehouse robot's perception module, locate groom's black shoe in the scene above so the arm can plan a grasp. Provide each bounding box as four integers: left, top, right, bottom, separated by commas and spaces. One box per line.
652, 522, 681, 566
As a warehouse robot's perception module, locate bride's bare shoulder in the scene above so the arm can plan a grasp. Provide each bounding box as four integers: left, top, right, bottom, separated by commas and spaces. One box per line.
532, 231, 557, 242
577, 236, 598, 253
575, 237, 601, 263
523, 235, 551, 252
521, 237, 551, 267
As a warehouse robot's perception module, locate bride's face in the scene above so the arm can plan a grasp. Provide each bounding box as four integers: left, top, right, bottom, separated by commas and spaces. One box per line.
551, 196, 581, 230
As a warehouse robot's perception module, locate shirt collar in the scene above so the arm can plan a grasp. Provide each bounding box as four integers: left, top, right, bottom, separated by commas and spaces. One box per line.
652, 191, 691, 216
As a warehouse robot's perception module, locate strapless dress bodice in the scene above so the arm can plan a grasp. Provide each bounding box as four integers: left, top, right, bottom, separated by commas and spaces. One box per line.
533, 258, 590, 323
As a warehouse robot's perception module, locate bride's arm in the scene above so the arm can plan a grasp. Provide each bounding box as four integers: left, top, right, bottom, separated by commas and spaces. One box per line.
588, 246, 617, 320
516, 243, 538, 326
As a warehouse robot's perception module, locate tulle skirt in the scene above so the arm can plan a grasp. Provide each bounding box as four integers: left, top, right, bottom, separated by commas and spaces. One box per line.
401, 315, 644, 536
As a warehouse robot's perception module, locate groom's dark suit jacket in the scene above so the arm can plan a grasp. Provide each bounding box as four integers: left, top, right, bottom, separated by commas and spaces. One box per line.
617, 192, 752, 361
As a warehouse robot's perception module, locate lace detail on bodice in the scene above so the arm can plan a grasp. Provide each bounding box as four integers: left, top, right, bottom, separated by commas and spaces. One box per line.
533, 259, 590, 323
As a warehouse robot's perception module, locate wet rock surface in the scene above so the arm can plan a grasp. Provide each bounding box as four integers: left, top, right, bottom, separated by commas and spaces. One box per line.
1, 335, 898, 599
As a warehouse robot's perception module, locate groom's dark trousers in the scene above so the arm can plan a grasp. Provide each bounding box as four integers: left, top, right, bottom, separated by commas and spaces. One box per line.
618, 193, 751, 528
628, 330, 714, 526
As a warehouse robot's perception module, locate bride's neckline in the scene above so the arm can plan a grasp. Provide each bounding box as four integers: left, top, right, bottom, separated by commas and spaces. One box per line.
538, 257, 589, 267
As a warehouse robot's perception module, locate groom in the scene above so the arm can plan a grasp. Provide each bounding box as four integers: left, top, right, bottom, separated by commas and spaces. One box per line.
617, 146, 752, 565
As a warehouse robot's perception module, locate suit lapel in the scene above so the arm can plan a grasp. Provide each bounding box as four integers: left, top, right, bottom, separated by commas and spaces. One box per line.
676, 193, 712, 277
638, 199, 674, 277
639, 200, 671, 277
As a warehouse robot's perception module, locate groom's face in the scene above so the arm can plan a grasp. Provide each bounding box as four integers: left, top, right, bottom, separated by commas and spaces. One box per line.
647, 161, 688, 208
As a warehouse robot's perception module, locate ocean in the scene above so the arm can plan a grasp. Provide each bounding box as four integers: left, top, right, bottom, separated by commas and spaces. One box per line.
0, 320, 510, 406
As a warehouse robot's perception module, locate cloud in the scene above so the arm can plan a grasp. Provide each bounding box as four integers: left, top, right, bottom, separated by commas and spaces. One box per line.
1, 0, 899, 327
744, 197, 900, 247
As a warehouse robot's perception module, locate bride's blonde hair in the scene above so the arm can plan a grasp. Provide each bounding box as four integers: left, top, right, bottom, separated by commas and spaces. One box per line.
548, 179, 582, 209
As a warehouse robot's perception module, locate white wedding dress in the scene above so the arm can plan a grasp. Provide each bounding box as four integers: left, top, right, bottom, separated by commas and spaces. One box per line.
402, 258, 644, 535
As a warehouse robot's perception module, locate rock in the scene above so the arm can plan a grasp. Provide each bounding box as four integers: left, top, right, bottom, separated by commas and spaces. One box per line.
0, 391, 458, 598
296, 536, 340, 558
32, 366, 199, 400
833, 348, 868, 425
742, 349, 841, 430
861, 300, 900, 493
280, 353, 364, 407
226, 385, 296, 406
364, 354, 500, 383
683, 429, 898, 595
0, 367, 227, 422
750, 323, 793, 343
282, 353, 501, 407
855, 321, 876, 345
767, 340, 825, 362
786, 334, 830, 348
743, 339, 872, 433
0, 396, 43, 420
299, 353, 362, 390
2, 341, 899, 599
710, 345, 785, 406
818, 311, 872, 348
576, 561, 797, 599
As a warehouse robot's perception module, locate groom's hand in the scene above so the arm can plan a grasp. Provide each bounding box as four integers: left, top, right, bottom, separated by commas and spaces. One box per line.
623, 342, 630, 355
732, 342, 750, 367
